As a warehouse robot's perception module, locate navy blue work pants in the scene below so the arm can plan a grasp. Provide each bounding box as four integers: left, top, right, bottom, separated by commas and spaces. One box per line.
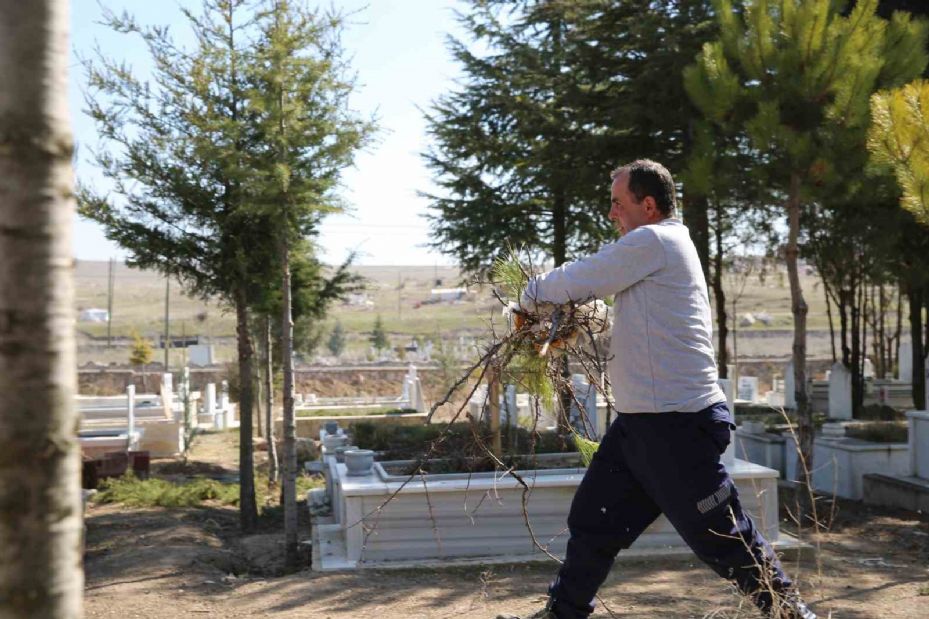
548, 402, 791, 618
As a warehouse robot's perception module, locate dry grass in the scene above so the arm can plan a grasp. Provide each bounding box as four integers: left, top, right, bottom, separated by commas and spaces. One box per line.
76, 259, 840, 350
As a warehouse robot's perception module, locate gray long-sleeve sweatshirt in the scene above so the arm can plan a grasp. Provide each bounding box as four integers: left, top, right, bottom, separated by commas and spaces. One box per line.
522, 218, 725, 413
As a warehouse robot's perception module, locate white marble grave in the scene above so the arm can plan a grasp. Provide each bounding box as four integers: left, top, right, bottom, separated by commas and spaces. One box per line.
504, 385, 518, 428
828, 362, 852, 420
907, 409, 929, 480
861, 366, 929, 512
78, 382, 185, 457
187, 344, 214, 366
310, 454, 793, 570
402, 365, 426, 413
898, 341, 912, 383
203, 382, 218, 428
569, 374, 598, 439
784, 433, 909, 500
737, 376, 759, 403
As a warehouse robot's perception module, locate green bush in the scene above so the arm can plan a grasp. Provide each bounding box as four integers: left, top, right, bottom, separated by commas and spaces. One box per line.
846, 421, 908, 443
857, 404, 906, 422
93, 474, 239, 508
351, 421, 575, 461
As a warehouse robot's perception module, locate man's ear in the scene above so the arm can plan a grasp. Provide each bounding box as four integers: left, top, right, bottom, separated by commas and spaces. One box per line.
643, 195, 658, 215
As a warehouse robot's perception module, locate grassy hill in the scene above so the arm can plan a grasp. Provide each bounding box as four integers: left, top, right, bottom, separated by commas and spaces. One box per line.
75, 259, 847, 365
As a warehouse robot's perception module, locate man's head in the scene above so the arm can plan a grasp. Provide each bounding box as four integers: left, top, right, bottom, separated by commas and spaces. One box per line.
609, 159, 677, 234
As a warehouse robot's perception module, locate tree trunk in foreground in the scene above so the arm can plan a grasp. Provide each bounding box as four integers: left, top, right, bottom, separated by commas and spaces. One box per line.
280, 238, 299, 570
235, 289, 258, 532
0, 1, 83, 615
786, 173, 813, 518
265, 316, 279, 485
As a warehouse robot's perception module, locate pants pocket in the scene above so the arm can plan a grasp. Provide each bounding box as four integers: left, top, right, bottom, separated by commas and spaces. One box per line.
700, 420, 732, 456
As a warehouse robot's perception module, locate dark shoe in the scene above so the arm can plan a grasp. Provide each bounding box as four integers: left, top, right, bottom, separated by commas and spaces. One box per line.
768, 592, 816, 619
495, 611, 556, 619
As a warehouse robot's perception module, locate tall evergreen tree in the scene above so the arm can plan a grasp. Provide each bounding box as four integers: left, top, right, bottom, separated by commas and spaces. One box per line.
327, 321, 346, 357
570, 1, 719, 276
0, 0, 83, 615
873, 0, 929, 410
869, 80, 929, 406
424, 1, 613, 273
79, 0, 267, 530
370, 315, 389, 353
685, 0, 927, 500
424, 1, 719, 274
247, 0, 373, 568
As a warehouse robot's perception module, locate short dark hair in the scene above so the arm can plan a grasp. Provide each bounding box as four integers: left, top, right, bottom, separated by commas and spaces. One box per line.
612, 159, 677, 216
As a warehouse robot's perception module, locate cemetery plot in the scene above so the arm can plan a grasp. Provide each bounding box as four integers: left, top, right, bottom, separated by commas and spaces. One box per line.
281, 366, 429, 437
81, 427, 929, 619
306, 417, 797, 570
77, 370, 239, 463
735, 356, 929, 510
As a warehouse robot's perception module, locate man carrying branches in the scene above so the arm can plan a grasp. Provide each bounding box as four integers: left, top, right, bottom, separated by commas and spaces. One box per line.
499, 160, 814, 619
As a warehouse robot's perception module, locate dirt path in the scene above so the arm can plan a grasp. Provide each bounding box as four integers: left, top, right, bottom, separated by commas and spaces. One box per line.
84, 434, 929, 618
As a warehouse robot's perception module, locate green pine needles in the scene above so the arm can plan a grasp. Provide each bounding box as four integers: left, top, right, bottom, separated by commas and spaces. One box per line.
490, 251, 602, 465
490, 252, 556, 410
491, 251, 528, 302
869, 80, 929, 226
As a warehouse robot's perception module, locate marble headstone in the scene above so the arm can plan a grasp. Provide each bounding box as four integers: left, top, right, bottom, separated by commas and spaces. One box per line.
504, 385, 518, 427
898, 341, 912, 383
784, 360, 796, 410
569, 374, 598, 439
737, 376, 759, 402
205, 383, 219, 429
828, 362, 852, 420
187, 344, 214, 367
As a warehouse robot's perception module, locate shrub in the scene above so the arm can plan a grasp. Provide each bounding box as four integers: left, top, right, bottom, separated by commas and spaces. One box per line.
93, 474, 239, 508
846, 421, 908, 443
351, 421, 574, 461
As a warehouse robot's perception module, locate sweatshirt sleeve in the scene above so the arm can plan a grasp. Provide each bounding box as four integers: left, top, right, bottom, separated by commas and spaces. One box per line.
521, 226, 666, 306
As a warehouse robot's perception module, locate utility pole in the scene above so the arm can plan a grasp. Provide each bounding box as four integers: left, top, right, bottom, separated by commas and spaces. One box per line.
107, 257, 115, 347
397, 271, 402, 320
163, 275, 170, 370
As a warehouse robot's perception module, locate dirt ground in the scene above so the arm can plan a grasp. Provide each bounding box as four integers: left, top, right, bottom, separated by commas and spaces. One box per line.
84, 434, 929, 618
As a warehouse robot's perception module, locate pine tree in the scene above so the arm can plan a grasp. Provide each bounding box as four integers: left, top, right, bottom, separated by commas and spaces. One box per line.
425, 1, 720, 275
130, 331, 155, 391
327, 321, 346, 357
251, 242, 360, 485
247, 0, 373, 569
869, 78, 929, 408
424, 1, 610, 273
869, 80, 929, 225
79, 0, 270, 531
685, 0, 928, 501
570, 0, 720, 276
370, 315, 389, 353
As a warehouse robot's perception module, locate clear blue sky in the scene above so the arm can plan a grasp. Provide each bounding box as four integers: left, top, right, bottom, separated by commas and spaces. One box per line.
70, 0, 466, 266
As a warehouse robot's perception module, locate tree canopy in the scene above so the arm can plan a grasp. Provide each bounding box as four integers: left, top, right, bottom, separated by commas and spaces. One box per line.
423, 0, 717, 273
869, 80, 929, 225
